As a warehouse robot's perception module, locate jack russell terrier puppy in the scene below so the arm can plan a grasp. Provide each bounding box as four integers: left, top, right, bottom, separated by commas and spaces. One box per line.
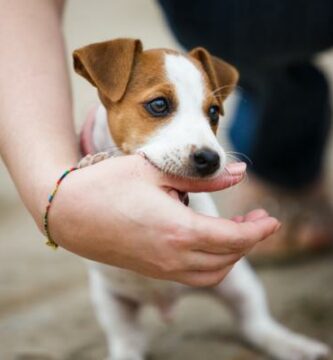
73, 38, 330, 360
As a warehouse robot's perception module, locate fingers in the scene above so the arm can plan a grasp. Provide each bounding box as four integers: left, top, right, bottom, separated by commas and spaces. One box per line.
192, 211, 280, 254
243, 208, 268, 221
231, 215, 244, 223
128, 155, 245, 193
182, 251, 242, 272
175, 266, 234, 287
163, 162, 247, 193
236, 216, 281, 245
225, 162, 247, 176
232, 208, 268, 223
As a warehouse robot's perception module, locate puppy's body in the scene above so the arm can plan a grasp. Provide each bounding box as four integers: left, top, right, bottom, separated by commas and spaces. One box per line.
75, 39, 330, 360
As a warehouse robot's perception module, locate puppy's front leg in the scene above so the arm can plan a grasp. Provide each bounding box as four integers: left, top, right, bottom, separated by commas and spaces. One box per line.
216, 260, 330, 360
190, 193, 330, 360
88, 267, 149, 360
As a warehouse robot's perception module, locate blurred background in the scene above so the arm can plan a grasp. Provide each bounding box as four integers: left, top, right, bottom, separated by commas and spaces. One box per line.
1, 0, 333, 359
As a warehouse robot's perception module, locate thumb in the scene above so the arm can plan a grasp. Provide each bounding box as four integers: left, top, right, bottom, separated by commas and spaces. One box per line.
163, 162, 247, 193
191, 211, 280, 253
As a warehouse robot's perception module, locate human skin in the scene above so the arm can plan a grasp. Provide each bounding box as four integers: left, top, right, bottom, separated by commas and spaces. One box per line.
0, 0, 280, 287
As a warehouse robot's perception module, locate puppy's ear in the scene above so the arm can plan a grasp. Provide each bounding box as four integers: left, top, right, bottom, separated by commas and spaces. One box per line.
73, 38, 143, 103
189, 47, 239, 111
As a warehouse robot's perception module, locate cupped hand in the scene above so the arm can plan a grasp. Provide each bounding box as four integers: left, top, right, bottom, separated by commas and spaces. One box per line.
48, 155, 280, 287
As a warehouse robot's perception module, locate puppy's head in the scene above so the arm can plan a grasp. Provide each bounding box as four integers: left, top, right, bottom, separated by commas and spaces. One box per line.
73, 38, 238, 178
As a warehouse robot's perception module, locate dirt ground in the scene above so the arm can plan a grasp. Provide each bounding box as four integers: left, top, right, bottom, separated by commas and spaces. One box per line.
1, 1, 333, 359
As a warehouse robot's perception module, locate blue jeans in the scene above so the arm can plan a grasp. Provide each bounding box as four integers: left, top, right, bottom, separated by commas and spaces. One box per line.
158, 0, 333, 189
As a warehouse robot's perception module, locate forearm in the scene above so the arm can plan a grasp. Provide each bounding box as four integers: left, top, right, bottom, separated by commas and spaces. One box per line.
0, 0, 78, 228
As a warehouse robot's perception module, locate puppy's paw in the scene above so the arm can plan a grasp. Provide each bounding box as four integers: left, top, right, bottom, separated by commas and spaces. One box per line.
241, 320, 330, 360
272, 334, 330, 360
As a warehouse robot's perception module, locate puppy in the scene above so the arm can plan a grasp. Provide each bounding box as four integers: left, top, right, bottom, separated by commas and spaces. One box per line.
73, 38, 330, 360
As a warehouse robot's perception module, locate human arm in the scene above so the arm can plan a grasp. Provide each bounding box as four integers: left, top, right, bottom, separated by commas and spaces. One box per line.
0, 0, 280, 287
0, 0, 77, 224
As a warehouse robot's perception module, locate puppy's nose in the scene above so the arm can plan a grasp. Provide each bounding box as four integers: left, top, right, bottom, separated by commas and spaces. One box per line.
192, 149, 220, 176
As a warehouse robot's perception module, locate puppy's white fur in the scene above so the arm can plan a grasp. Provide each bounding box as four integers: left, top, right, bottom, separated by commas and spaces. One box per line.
138, 54, 225, 177
88, 54, 330, 360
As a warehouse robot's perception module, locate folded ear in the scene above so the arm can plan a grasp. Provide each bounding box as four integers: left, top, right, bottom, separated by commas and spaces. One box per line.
189, 47, 239, 112
73, 38, 143, 103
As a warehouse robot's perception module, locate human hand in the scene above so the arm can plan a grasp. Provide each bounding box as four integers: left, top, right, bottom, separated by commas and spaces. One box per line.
47, 155, 280, 287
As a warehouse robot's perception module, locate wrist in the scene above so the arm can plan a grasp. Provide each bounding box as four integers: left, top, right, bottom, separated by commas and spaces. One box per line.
29, 159, 79, 233
43, 166, 79, 248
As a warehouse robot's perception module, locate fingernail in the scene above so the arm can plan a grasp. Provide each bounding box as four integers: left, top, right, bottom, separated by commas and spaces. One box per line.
226, 162, 247, 175
231, 174, 245, 185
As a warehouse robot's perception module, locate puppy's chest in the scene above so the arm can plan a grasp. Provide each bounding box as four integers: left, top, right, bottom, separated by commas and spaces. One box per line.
93, 262, 184, 303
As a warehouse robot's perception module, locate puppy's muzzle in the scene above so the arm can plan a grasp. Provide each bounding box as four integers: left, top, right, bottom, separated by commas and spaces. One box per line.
191, 148, 220, 177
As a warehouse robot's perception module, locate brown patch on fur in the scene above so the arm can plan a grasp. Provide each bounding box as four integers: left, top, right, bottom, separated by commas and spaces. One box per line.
189, 47, 239, 102
73, 39, 239, 152
189, 47, 239, 121
106, 50, 178, 153
73, 38, 143, 103
183, 53, 223, 134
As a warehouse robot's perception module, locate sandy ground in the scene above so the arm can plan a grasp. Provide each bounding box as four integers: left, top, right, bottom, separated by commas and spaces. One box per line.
1, 1, 333, 359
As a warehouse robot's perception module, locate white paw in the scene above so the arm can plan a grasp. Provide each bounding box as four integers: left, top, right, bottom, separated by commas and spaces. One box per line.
271, 333, 330, 360
241, 319, 330, 360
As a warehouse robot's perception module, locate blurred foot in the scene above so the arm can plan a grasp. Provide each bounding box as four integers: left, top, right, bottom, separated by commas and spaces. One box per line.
228, 175, 333, 264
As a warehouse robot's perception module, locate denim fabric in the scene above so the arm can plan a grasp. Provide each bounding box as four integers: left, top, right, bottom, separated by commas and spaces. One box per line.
158, 0, 333, 188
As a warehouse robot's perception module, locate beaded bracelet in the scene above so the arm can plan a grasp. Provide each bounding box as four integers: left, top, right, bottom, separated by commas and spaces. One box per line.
43, 167, 78, 249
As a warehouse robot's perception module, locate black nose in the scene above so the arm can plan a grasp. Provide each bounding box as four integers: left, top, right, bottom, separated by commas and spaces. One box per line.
192, 149, 220, 176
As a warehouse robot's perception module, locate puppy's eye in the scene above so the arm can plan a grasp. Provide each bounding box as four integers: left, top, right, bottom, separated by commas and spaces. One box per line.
208, 105, 220, 126
145, 97, 170, 117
